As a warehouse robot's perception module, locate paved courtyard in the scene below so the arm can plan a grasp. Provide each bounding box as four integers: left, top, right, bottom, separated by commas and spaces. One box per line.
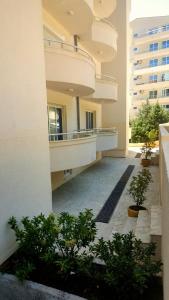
53, 147, 160, 240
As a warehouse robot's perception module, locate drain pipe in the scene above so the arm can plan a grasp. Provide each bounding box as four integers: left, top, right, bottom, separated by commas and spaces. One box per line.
74, 35, 80, 131
76, 96, 80, 132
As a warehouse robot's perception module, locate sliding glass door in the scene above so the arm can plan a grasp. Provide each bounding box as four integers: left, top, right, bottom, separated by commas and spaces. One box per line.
48, 106, 63, 141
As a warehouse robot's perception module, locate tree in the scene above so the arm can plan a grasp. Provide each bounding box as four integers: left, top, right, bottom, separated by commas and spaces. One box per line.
131, 102, 169, 142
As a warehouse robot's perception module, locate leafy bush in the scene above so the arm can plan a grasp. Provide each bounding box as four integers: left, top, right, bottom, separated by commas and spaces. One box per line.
91, 232, 162, 299
54, 209, 96, 276
8, 209, 96, 280
128, 169, 152, 207
131, 102, 169, 142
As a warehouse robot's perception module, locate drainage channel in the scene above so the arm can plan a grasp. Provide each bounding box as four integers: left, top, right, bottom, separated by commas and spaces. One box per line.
95, 165, 135, 223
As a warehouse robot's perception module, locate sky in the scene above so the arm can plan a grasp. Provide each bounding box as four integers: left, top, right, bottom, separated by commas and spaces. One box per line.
130, 0, 169, 21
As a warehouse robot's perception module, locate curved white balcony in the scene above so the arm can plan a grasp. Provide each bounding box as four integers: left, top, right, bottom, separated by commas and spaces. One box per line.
81, 18, 118, 62
94, 0, 117, 18
95, 128, 118, 151
87, 74, 118, 102
49, 132, 96, 172
42, 0, 93, 35
44, 40, 95, 96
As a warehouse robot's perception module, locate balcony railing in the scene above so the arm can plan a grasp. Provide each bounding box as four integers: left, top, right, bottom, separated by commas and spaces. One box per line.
135, 79, 169, 86
44, 39, 94, 63
134, 61, 169, 70
49, 128, 118, 142
95, 17, 116, 30
96, 74, 116, 83
134, 45, 169, 55
49, 131, 93, 142
134, 94, 169, 101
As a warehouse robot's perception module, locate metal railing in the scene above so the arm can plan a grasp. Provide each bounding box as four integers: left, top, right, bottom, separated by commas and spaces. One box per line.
93, 127, 118, 134
134, 24, 169, 39
96, 74, 117, 83
95, 17, 116, 31
134, 45, 169, 55
134, 60, 169, 70
49, 128, 117, 142
134, 94, 169, 101
44, 39, 94, 63
136, 78, 169, 86
49, 130, 94, 142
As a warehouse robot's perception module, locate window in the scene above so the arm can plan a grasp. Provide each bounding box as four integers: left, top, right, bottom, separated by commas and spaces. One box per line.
149, 43, 158, 51
149, 90, 157, 99
162, 72, 169, 81
162, 89, 169, 97
64, 169, 72, 177
149, 59, 158, 67
162, 40, 169, 48
86, 111, 95, 130
162, 56, 169, 65
48, 105, 63, 141
148, 28, 158, 35
162, 24, 169, 32
149, 75, 158, 83
163, 104, 169, 109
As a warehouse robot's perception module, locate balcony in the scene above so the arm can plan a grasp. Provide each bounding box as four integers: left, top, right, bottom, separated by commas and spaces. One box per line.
133, 46, 169, 61
49, 128, 118, 171
81, 18, 118, 62
42, 0, 93, 35
86, 74, 118, 102
94, 0, 117, 18
44, 40, 95, 96
49, 132, 97, 172
133, 94, 169, 105
95, 128, 118, 151
134, 79, 169, 91
134, 61, 169, 76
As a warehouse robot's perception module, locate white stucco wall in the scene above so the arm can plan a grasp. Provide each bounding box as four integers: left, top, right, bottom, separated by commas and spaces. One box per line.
159, 124, 169, 300
102, 0, 131, 157
0, 0, 52, 263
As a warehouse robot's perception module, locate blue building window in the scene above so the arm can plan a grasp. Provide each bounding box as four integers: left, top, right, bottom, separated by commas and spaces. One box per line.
149, 75, 157, 83
162, 40, 169, 48
149, 43, 158, 51
149, 59, 158, 67
162, 57, 169, 65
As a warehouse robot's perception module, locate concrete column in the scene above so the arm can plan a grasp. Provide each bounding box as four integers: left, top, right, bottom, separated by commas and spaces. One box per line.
102, 0, 131, 157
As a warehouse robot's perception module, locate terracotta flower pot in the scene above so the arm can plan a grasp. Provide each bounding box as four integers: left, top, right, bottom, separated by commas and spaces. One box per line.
141, 158, 151, 167
128, 205, 146, 218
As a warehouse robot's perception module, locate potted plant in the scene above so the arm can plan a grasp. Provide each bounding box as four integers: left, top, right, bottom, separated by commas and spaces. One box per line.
141, 130, 157, 167
141, 142, 152, 167
128, 168, 152, 217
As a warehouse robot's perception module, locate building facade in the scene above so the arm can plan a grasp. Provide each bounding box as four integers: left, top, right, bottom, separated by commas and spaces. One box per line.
130, 16, 169, 119
0, 0, 131, 265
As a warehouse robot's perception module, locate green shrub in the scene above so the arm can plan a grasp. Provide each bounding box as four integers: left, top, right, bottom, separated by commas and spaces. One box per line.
8, 209, 96, 280
91, 232, 162, 299
128, 169, 152, 207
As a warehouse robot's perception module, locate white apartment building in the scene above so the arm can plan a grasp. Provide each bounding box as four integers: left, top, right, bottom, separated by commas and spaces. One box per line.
130, 16, 169, 118
0, 0, 131, 265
